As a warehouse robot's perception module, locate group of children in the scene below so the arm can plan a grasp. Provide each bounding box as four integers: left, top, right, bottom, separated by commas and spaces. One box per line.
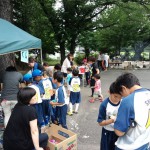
81, 58, 103, 103
22, 65, 81, 131
82, 57, 123, 150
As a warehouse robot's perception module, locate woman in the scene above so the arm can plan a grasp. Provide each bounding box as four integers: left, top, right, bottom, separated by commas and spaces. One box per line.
1, 66, 23, 127
61, 53, 73, 78
3, 87, 48, 150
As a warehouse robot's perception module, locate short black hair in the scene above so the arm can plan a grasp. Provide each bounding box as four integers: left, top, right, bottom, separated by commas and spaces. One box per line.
53, 71, 63, 83
67, 67, 72, 72
72, 69, 79, 76
88, 56, 96, 62
43, 62, 49, 66
109, 82, 120, 94
67, 53, 73, 61
6, 66, 17, 71
28, 57, 35, 63
54, 64, 61, 70
17, 87, 36, 105
115, 72, 140, 93
94, 74, 100, 79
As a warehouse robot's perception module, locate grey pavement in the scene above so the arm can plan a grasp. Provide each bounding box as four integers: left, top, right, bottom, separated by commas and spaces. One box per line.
67, 69, 150, 150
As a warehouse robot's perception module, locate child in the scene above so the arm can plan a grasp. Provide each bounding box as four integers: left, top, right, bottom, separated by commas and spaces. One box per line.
66, 67, 72, 95
67, 69, 81, 116
89, 74, 103, 103
32, 69, 53, 126
97, 82, 122, 150
23, 73, 45, 128
88, 56, 99, 97
50, 71, 68, 129
54, 64, 61, 72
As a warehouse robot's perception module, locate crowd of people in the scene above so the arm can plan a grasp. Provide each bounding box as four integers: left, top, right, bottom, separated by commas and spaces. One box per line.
0, 53, 150, 150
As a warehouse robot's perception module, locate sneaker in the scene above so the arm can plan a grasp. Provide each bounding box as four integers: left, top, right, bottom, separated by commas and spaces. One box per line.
73, 111, 78, 114
89, 95, 93, 97
99, 99, 103, 102
67, 111, 73, 116
89, 99, 95, 103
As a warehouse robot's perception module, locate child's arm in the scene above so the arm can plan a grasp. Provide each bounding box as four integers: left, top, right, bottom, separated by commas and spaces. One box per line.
97, 100, 116, 126
99, 118, 114, 126
50, 101, 64, 106
50, 87, 65, 106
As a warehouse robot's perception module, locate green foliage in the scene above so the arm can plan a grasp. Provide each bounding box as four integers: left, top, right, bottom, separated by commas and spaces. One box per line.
44, 58, 60, 66
79, 2, 150, 56
12, 0, 150, 62
74, 53, 85, 65
13, 0, 57, 55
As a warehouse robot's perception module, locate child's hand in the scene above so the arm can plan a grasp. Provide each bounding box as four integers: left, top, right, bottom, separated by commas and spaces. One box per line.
50, 101, 54, 105
53, 89, 56, 94
110, 115, 116, 122
49, 89, 54, 96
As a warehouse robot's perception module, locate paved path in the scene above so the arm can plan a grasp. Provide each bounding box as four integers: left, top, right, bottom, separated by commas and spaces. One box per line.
67, 69, 150, 150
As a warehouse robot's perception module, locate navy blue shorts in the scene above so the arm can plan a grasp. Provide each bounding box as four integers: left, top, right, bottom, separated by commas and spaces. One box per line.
70, 92, 81, 105
100, 127, 118, 150
56, 104, 68, 129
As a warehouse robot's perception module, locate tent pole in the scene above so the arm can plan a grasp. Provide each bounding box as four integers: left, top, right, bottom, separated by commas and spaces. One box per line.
40, 48, 43, 65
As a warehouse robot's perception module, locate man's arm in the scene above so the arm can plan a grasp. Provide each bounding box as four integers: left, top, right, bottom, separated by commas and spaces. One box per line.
114, 129, 125, 136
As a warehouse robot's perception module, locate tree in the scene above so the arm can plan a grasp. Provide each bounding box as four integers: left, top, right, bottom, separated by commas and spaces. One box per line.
37, 0, 119, 63
37, 0, 150, 63
13, 0, 57, 59
79, 2, 150, 60
0, 0, 15, 79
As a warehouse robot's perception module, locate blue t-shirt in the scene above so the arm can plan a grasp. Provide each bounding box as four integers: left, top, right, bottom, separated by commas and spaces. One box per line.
66, 73, 72, 84
97, 97, 120, 131
38, 78, 52, 100
33, 81, 45, 95
55, 86, 65, 104
114, 88, 150, 149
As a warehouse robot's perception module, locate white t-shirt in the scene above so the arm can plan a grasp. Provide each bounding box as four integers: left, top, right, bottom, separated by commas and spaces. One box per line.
104, 54, 109, 67
97, 54, 103, 61
29, 85, 42, 103
70, 77, 81, 92
61, 58, 71, 73
42, 78, 53, 100
114, 88, 150, 149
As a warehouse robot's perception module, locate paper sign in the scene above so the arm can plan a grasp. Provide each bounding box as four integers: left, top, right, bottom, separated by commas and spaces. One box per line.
21, 50, 29, 63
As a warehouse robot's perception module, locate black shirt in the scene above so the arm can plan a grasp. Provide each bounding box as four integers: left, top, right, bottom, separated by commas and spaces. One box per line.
91, 62, 98, 76
3, 103, 37, 150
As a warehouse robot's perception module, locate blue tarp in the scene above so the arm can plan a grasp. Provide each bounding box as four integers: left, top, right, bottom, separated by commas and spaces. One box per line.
0, 18, 41, 55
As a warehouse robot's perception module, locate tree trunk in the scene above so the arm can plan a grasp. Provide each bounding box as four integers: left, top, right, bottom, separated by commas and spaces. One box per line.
69, 36, 77, 54
133, 41, 145, 61
0, 0, 15, 81
85, 48, 90, 58
60, 42, 66, 65
0, 0, 12, 21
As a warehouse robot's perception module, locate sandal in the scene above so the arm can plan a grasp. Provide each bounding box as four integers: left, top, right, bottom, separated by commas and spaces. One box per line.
89, 99, 95, 103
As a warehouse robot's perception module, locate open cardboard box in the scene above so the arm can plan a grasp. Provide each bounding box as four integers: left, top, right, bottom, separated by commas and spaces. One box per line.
45, 124, 77, 150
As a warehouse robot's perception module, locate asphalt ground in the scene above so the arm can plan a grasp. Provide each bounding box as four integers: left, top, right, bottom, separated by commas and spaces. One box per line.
67, 69, 150, 150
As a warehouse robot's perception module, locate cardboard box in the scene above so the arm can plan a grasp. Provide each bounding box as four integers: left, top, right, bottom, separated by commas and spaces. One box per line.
46, 124, 77, 150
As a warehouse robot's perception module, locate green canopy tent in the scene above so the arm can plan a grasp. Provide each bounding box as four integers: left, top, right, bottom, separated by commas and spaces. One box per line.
0, 18, 42, 61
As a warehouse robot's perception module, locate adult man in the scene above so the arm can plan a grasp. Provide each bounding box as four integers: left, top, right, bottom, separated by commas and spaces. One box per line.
103, 53, 109, 71
97, 52, 103, 71
114, 72, 150, 150
28, 57, 44, 73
